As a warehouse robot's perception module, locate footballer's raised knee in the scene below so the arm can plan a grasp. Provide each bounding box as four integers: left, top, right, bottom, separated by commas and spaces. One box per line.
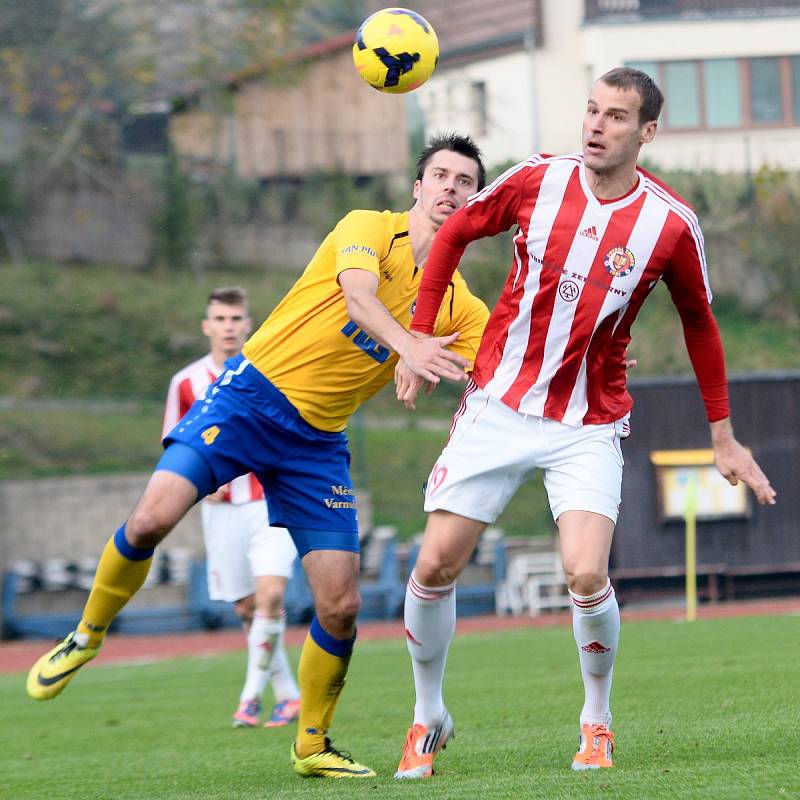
123, 511, 173, 549
564, 568, 609, 597
413, 554, 460, 588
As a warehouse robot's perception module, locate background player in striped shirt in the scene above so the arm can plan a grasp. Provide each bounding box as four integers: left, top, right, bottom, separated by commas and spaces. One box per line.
162, 287, 300, 730
27, 133, 489, 780
393, 68, 776, 779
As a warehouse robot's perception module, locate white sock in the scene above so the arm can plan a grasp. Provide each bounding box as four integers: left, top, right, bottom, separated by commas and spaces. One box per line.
240, 614, 283, 702
268, 637, 300, 703
570, 579, 620, 728
404, 571, 456, 727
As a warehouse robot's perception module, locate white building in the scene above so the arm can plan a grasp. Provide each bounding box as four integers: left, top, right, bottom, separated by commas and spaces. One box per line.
411, 0, 800, 172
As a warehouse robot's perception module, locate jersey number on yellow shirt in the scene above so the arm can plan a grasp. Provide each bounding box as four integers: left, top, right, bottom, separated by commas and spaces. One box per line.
341, 321, 391, 364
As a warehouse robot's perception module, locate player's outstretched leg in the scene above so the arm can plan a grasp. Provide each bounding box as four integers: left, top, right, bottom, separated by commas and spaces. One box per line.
395, 573, 457, 779
27, 526, 154, 700
290, 617, 375, 778
569, 579, 619, 770
28, 469, 197, 701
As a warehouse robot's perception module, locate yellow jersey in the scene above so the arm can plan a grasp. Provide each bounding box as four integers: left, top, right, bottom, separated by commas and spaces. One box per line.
243, 209, 489, 432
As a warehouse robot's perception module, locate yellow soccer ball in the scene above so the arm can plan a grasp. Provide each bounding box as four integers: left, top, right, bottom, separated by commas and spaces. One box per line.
353, 7, 439, 94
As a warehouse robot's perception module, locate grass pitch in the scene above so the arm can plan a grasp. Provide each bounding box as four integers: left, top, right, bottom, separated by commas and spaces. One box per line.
2, 613, 798, 800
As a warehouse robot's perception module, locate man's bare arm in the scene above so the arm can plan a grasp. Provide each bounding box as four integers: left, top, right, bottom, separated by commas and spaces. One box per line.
339, 268, 468, 384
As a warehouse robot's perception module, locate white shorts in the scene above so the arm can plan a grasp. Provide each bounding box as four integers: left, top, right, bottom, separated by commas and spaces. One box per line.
201, 500, 298, 602
424, 385, 625, 524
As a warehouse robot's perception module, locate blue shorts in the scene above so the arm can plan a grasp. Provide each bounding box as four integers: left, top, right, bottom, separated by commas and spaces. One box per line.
162, 354, 359, 553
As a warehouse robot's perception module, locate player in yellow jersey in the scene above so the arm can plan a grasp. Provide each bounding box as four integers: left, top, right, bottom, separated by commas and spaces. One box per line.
27, 133, 489, 780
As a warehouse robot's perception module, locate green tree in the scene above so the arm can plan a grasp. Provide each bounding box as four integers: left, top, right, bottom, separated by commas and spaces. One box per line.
0, 1, 138, 167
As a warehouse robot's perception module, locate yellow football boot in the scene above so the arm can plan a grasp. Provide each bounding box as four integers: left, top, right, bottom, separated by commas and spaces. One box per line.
291, 739, 375, 778
26, 632, 99, 700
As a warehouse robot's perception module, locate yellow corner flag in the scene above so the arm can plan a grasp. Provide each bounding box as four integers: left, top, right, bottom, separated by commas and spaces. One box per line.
684, 475, 698, 622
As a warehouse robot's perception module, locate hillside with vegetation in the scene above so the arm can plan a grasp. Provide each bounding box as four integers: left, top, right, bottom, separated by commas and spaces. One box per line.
2, 152, 800, 540
1, 251, 797, 539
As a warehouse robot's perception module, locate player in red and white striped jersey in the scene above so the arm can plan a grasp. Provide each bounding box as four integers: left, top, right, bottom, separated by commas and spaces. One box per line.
163, 287, 300, 730
393, 68, 776, 778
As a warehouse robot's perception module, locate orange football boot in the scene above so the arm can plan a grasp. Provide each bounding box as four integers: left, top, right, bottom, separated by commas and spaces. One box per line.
571, 723, 615, 770
394, 712, 454, 779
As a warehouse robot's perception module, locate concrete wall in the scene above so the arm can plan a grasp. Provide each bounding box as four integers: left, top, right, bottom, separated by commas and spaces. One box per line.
0, 474, 203, 633
24, 173, 159, 269
21, 168, 324, 271
0, 473, 373, 572
0, 474, 376, 634
0, 474, 203, 567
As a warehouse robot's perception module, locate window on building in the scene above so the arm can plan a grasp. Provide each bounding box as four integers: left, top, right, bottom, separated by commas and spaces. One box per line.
639, 0, 677, 12
470, 80, 488, 136
626, 55, 800, 130
792, 57, 800, 123
704, 59, 742, 128
664, 61, 701, 128
750, 57, 783, 124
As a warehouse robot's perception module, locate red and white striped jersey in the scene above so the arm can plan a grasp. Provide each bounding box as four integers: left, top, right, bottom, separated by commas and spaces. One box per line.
412, 154, 729, 426
162, 354, 265, 504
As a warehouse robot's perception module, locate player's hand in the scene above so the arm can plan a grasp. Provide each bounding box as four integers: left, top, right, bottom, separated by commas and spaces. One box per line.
395, 361, 434, 410
398, 331, 468, 385
711, 420, 776, 506
624, 358, 638, 370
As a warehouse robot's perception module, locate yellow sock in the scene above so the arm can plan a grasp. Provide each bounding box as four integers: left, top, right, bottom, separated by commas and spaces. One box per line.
294, 617, 355, 758
76, 526, 154, 648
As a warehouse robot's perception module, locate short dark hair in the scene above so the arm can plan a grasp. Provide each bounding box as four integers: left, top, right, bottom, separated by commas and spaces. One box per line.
207, 286, 248, 309
415, 132, 486, 191
598, 67, 664, 124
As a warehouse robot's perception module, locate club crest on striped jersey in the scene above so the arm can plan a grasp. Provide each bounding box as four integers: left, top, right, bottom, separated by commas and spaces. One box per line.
604, 246, 635, 278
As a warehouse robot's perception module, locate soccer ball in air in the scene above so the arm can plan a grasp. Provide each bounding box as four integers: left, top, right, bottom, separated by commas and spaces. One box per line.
353, 7, 439, 94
